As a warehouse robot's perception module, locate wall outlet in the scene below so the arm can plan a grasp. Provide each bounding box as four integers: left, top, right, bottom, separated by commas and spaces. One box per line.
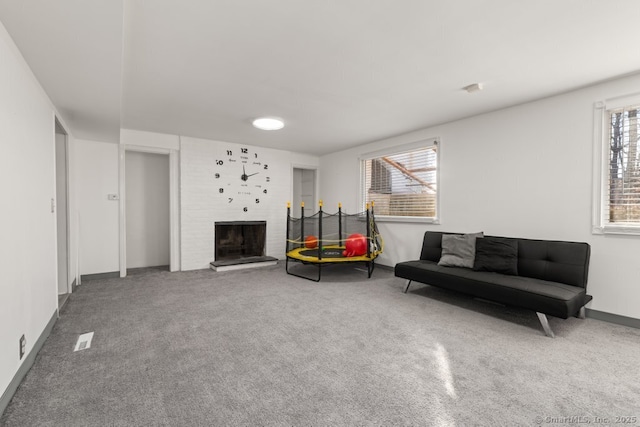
107, 194, 119, 201
19, 334, 25, 359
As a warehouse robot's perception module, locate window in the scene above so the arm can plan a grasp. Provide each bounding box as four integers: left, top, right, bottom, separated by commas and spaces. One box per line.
361, 139, 439, 221
594, 96, 640, 234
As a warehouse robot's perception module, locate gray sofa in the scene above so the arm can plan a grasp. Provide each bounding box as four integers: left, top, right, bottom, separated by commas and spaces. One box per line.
395, 231, 592, 337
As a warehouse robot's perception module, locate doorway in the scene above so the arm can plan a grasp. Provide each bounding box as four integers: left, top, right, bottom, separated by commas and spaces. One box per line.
125, 151, 170, 272
55, 120, 70, 308
292, 167, 316, 217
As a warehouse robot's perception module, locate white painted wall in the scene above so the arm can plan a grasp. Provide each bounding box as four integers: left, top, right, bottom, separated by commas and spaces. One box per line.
125, 151, 170, 268
320, 72, 640, 320
0, 21, 58, 401
75, 139, 120, 275
72, 129, 319, 274
120, 128, 180, 150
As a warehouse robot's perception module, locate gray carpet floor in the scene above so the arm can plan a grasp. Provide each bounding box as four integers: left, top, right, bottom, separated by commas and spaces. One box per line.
2, 262, 639, 426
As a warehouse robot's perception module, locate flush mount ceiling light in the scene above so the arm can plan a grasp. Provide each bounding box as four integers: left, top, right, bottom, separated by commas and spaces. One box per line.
463, 83, 483, 93
252, 117, 284, 130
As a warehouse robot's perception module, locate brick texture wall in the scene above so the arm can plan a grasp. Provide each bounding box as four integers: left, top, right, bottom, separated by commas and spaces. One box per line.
180, 136, 291, 270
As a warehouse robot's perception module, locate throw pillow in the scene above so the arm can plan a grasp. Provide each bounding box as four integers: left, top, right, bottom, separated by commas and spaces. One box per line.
438, 232, 484, 268
473, 237, 518, 275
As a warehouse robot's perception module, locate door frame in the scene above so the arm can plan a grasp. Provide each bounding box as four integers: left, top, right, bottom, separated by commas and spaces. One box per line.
54, 118, 71, 298
119, 145, 180, 277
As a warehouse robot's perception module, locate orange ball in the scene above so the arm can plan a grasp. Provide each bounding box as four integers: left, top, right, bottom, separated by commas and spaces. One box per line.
305, 235, 318, 249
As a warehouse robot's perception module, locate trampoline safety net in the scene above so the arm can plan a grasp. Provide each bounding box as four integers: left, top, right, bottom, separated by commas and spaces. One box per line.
286, 204, 383, 262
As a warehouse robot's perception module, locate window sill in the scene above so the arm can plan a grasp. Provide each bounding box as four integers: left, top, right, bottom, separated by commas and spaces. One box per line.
593, 225, 640, 236
375, 216, 440, 224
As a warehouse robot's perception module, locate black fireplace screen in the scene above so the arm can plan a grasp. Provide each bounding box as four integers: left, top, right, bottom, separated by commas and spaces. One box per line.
215, 221, 266, 261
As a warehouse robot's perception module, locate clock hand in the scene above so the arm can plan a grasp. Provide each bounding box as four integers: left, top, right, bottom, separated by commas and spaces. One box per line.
246, 172, 259, 178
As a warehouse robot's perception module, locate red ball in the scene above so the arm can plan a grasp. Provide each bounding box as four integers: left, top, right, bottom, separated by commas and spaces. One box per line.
305, 235, 318, 249
343, 233, 367, 257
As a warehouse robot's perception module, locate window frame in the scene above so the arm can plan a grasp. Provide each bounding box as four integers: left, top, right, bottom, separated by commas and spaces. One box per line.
359, 138, 440, 224
592, 93, 640, 235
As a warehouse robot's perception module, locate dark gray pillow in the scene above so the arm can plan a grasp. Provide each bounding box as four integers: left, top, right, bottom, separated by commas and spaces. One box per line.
473, 237, 518, 275
438, 232, 484, 268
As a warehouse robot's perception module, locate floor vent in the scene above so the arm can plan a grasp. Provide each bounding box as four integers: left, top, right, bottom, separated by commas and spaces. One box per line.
74, 332, 94, 352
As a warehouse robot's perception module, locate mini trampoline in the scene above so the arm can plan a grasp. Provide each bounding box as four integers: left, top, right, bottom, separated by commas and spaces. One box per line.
286, 201, 383, 281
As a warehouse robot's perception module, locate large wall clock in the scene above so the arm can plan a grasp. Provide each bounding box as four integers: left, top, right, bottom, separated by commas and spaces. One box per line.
214, 145, 271, 213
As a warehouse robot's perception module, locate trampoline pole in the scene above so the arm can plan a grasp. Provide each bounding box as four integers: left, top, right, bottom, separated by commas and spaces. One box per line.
318, 200, 323, 261
371, 201, 376, 251
338, 203, 343, 247
300, 202, 305, 249
366, 203, 371, 259
286, 202, 291, 253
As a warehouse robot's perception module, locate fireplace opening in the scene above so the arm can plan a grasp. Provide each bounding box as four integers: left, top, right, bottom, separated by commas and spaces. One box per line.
215, 221, 266, 261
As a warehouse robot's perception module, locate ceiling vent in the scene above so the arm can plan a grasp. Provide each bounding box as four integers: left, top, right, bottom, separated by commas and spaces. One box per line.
463, 83, 483, 93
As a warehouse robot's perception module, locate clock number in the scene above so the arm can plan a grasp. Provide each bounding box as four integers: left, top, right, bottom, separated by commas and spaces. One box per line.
241, 148, 248, 154
266, 177, 271, 182
255, 198, 260, 204
216, 160, 224, 165
254, 153, 258, 158
228, 198, 233, 203
215, 173, 220, 179
263, 189, 267, 194
264, 164, 269, 170
219, 188, 224, 193
226, 150, 232, 156
243, 207, 248, 212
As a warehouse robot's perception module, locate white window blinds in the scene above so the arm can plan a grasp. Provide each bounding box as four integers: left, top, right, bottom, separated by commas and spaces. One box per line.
362, 142, 438, 219
607, 104, 640, 224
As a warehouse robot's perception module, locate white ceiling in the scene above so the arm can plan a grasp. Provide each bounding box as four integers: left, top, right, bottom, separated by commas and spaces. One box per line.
2, 0, 640, 155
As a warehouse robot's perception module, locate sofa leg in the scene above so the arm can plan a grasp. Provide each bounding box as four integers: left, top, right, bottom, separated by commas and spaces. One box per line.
536, 312, 555, 338
578, 306, 586, 319
403, 280, 412, 293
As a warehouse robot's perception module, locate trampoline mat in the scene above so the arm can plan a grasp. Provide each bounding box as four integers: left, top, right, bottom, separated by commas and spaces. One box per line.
287, 245, 381, 263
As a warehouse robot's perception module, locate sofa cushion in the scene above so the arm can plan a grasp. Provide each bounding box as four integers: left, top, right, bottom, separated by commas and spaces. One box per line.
438, 232, 483, 268
517, 239, 590, 288
473, 237, 518, 275
419, 232, 447, 262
